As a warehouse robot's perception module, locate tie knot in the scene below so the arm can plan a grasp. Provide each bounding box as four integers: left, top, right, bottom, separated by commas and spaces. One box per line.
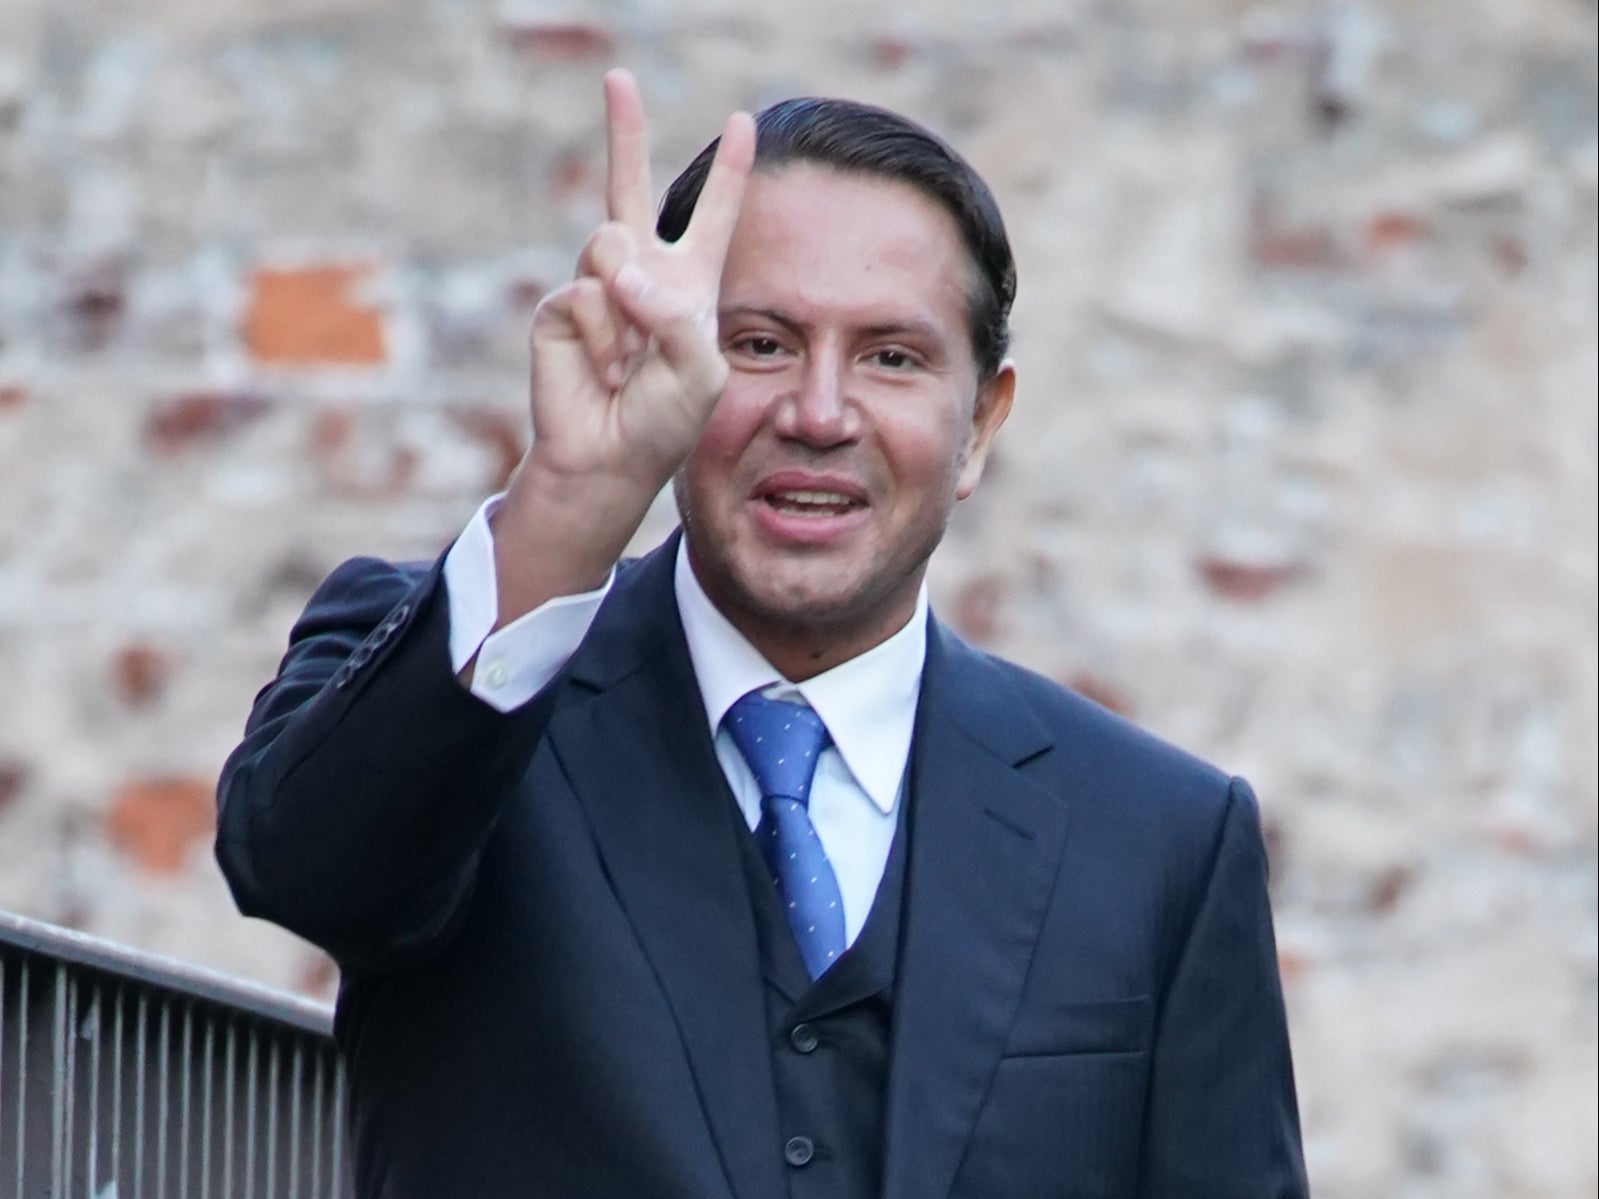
724, 690, 831, 806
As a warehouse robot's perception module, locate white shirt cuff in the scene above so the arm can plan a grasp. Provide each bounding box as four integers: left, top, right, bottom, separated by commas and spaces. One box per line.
442, 495, 614, 713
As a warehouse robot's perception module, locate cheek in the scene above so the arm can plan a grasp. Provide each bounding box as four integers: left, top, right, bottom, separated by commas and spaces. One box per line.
881, 408, 972, 495
685, 391, 763, 489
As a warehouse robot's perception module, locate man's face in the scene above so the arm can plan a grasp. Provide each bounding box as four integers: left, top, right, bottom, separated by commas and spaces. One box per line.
675, 163, 1013, 679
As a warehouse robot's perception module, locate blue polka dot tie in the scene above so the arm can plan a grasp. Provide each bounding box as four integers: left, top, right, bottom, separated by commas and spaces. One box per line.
724, 690, 846, 979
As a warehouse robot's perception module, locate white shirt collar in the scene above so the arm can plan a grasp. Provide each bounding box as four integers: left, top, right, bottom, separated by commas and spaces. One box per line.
673, 537, 926, 815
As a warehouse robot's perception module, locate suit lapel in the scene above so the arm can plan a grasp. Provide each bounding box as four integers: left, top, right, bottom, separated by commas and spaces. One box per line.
882, 620, 1072, 1199
546, 537, 786, 1199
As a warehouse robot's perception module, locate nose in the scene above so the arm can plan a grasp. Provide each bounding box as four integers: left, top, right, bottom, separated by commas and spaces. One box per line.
776, 353, 857, 448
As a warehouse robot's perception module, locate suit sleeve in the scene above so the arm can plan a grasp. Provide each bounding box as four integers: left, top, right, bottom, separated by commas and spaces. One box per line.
1137, 777, 1310, 1197
215, 555, 566, 972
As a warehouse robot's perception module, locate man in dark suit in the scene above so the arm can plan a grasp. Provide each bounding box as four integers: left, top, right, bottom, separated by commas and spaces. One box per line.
218, 71, 1308, 1197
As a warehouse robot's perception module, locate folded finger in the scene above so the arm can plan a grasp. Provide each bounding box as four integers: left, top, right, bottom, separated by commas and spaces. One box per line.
576, 221, 639, 284
547, 277, 629, 388
609, 265, 722, 392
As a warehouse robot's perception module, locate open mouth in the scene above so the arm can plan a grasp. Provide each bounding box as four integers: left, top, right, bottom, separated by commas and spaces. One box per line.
762, 489, 862, 517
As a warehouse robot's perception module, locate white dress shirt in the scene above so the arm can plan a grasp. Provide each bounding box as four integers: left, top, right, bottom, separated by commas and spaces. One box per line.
441, 496, 927, 947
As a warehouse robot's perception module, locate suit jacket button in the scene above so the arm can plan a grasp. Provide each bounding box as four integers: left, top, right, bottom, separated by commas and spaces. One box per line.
783, 1136, 814, 1167
789, 1023, 819, 1054
377, 605, 409, 637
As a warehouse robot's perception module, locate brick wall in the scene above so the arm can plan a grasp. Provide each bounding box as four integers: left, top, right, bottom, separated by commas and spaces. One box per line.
1, 0, 1594, 1193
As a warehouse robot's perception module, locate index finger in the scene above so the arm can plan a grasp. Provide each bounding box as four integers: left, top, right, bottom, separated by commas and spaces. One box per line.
678, 111, 756, 262
604, 69, 655, 231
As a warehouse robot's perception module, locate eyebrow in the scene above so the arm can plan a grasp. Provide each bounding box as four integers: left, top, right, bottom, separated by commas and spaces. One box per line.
719, 304, 946, 344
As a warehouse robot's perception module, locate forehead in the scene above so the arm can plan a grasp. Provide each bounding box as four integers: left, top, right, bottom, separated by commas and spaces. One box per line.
719, 164, 974, 339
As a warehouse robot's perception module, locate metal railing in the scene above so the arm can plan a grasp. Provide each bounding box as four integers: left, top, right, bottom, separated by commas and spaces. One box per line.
0, 911, 353, 1199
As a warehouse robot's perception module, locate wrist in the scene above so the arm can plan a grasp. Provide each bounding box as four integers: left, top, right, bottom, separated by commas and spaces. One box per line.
515, 443, 665, 508
488, 457, 655, 622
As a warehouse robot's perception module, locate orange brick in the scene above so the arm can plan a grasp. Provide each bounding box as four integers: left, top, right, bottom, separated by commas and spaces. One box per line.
0, 759, 29, 813
1366, 211, 1428, 252
502, 22, 614, 58
111, 643, 177, 707
952, 574, 1008, 644
142, 390, 272, 454
1277, 946, 1311, 986
106, 776, 215, 875
452, 406, 526, 492
873, 36, 915, 70
1067, 673, 1135, 717
244, 264, 387, 366
1196, 556, 1302, 602
296, 950, 340, 999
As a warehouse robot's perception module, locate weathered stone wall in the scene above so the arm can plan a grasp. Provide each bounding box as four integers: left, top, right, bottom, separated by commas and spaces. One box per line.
1, 0, 1594, 1194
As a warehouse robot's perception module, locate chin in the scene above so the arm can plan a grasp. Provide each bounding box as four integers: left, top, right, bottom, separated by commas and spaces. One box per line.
740, 558, 919, 640
735, 571, 861, 627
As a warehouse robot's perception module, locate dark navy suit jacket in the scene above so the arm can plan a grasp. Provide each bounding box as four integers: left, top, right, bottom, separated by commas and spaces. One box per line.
217, 533, 1308, 1198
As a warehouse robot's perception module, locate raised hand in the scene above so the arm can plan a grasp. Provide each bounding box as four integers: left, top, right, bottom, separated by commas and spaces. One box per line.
486, 71, 755, 624
526, 71, 754, 491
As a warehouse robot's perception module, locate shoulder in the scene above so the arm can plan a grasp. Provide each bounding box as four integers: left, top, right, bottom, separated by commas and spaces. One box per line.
295, 555, 436, 628
305, 555, 433, 613
931, 620, 1242, 830
276, 556, 440, 671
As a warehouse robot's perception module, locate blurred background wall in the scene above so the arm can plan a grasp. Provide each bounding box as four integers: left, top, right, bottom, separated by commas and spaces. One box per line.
0, 0, 1594, 1194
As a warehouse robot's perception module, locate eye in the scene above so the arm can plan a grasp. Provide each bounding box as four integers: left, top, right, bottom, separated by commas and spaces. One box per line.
728, 333, 785, 358
870, 347, 917, 370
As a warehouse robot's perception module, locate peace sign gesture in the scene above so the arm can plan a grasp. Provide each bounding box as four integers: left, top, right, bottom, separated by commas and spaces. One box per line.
526, 71, 754, 490
486, 72, 755, 625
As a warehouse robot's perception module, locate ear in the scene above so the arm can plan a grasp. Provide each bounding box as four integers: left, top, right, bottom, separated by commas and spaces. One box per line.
956, 362, 1015, 500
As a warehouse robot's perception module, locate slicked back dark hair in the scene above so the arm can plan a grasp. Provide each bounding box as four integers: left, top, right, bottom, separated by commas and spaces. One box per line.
657, 97, 1016, 380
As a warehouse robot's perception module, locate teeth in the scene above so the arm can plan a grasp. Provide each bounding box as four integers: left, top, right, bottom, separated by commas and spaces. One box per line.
774, 490, 852, 506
